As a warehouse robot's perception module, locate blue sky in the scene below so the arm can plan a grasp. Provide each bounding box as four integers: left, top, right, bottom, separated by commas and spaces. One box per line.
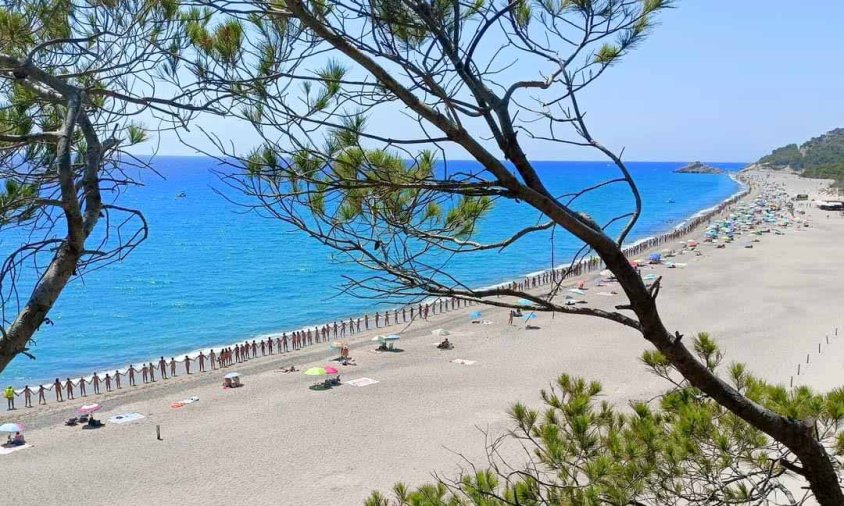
161, 1, 844, 163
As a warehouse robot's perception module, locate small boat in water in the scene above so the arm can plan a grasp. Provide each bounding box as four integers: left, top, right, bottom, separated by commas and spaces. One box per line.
176, 191, 187, 198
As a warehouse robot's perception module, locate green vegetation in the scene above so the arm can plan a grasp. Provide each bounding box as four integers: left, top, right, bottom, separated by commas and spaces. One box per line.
366, 334, 844, 505
757, 129, 844, 188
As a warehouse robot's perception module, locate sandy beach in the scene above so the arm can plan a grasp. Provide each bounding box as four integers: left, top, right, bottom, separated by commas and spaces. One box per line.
1, 170, 842, 506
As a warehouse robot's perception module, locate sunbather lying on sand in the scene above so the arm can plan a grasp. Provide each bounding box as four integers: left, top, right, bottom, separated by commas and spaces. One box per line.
280, 366, 298, 373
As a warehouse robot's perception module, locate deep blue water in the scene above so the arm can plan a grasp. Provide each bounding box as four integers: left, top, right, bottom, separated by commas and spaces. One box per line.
0, 158, 743, 385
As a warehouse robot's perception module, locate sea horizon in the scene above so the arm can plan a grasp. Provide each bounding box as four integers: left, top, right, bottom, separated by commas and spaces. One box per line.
0, 158, 744, 385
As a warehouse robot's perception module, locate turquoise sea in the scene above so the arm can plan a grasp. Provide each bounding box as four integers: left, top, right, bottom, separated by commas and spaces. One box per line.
0, 158, 744, 385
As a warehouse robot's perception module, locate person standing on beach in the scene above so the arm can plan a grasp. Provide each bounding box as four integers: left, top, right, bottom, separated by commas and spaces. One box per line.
78, 376, 87, 396
234, 345, 241, 363
38, 385, 46, 405
104, 374, 112, 392
159, 357, 168, 379
141, 364, 149, 384
364, 315, 369, 330
199, 351, 207, 371
170, 357, 177, 377
282, 333, 289, 352
251, 340, 258, 358
375, 312, 380, 328
267, 339, 273, 355
385, 311, 390, 326
114, 371, 121, 389
209, 349, 217, 370
148, 362, 156, 382
23, 386, 32, 408
129, 366, 136, 386
92, 373, 100, 395
66, 378, 75, 400
508, 310, 514, 326
340, 321, 346, 338
184, 355, 192, 374
54, 378, 63, 402
5, 385, 15, 410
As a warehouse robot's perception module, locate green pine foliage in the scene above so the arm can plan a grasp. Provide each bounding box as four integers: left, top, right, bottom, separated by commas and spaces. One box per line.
365, 333, 844, 505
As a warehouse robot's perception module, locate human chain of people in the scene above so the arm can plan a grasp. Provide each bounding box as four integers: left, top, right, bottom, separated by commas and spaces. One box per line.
3, 181, 752, 411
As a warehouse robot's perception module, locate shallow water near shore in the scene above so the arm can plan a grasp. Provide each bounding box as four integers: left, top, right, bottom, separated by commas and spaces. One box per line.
0, 158, 742, 385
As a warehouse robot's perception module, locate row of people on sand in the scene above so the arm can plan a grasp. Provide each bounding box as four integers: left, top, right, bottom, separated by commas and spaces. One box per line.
4, 298, 484, 410
4, 184, 753, 411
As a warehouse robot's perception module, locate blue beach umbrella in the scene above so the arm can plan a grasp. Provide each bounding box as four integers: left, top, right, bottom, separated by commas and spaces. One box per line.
470, 311, 482, 319
384, 334, 401, 341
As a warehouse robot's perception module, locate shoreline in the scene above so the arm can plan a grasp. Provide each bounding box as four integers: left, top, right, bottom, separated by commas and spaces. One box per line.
6, 173, 746, 390
3, 170, 843, 506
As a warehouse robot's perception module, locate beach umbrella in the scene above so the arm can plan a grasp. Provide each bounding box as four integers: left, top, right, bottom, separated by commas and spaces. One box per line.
648, 253, 661, 262
304, 367, 327, 376
0, 423, 24, 433
323, 366, 339, 375
469, 310, 482, 319
224, 372, 240, 380
78, 403, 102, 415
384, 334, 400, 341
522, 312, 537, 321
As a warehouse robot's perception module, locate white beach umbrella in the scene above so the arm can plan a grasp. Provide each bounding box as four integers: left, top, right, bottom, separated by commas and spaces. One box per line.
0, 423, 24, 433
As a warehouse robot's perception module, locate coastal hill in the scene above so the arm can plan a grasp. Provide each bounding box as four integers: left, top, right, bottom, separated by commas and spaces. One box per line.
754, 128, 844, 189
674, 161, 724, 174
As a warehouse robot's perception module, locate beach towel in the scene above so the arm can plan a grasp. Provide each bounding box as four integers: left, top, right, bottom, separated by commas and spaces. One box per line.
482, 320, 494, 325
595, 292, 616, 297
109, 412, 145, 424
431, 328, 450, 336
0, 444, 31, 455
171, 396, 200, 409
346, 377, 379, 387
451, 359, 476, 366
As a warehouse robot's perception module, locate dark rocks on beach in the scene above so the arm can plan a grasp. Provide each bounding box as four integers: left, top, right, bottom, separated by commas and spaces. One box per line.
675, 161, 724, 174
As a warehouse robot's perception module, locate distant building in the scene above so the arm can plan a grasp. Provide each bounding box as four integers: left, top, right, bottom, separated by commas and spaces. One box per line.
816, 200, 844, 211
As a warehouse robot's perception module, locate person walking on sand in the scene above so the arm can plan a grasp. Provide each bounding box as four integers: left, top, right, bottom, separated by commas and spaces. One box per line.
38, 385, 46, 405
54, 378, 63, 402
66, 378, 75, 400
92, 373, 100, 394
185, 355, 192, 374
128, 365, 136, 386
159, 356, 168, 379
5, 385, 15, 410
170, 357, 177, 377
23, 385, 32, 408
